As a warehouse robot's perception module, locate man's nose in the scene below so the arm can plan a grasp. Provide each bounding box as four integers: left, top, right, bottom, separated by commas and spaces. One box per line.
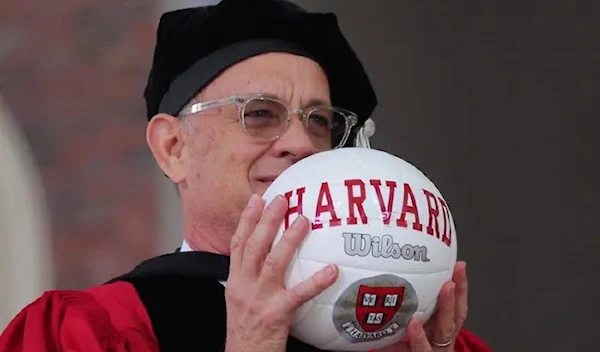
270, 117, 320, 162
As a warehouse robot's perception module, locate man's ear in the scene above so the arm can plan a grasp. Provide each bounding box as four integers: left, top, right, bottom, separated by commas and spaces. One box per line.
146, 113, 186, 183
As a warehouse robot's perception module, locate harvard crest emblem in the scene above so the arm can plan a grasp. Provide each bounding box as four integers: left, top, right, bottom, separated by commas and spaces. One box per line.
356, 285, 406, 332
332, 274, 418, 343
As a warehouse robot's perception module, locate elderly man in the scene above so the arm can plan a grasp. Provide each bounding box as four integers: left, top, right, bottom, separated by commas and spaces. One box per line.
0, 1, 492, 351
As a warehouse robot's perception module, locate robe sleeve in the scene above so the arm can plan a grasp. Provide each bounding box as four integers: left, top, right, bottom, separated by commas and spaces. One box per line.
0, 282, 159, 352
453, 328, 494, 352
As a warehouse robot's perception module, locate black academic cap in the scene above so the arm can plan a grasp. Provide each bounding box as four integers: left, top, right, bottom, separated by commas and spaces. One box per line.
144, 0, 378, 129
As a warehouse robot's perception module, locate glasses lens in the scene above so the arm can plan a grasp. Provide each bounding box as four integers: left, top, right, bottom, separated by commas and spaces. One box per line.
307, 108, 348, 148
242, 98, 288, 139
241, 98, 351, 148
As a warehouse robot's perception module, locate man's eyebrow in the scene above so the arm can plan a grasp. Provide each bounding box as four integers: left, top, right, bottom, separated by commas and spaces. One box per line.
306, 98, 331, 106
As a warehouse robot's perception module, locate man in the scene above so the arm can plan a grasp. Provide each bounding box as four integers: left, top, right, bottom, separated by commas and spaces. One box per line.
0, 0, 492, 351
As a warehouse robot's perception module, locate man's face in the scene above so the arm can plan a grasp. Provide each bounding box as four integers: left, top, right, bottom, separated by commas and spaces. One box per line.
147, 52, 333, 252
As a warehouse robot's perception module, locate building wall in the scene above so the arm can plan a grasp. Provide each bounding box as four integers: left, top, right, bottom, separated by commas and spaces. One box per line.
0, 0, 159, 290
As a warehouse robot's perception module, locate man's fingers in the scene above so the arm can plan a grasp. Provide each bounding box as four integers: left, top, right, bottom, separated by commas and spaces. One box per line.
431, 281, 456, 348
261, 214, 310, 280
407, 318, 432, 352
230, 194, 263, 273
284, 264, 338, 312
454, 261, 468, 327
242, 195, 288, 275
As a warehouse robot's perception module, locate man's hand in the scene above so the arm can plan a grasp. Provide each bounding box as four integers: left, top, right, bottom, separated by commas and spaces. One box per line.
224, 194, 339, 352
378, 262, 468, 352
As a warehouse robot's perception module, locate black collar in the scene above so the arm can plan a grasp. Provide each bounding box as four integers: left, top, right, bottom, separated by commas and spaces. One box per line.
108, 250, 230, 283
107, 251, 324, 351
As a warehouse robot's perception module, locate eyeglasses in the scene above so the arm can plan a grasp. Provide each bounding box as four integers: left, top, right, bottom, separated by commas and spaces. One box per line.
178, 94, 358, 149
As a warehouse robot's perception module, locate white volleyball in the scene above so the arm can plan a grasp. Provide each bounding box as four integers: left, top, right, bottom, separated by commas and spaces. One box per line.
263, 148, 458, 351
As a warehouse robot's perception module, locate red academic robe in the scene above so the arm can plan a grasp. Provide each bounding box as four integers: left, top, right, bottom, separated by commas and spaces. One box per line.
0, 252, 493, 352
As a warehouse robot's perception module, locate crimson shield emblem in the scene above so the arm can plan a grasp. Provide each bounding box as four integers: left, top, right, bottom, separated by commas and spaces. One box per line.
355, 285, 406, 332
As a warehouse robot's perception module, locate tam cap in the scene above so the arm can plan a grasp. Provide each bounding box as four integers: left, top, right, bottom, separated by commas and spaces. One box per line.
144, 0, 378, 144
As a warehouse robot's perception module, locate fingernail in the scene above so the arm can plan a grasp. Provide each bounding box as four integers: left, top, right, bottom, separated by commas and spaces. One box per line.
275, 194, 287, 204
323, 264, 337, 277
248, 194, 260, 207
291, 214, 307, 228
266, 194, 283, 208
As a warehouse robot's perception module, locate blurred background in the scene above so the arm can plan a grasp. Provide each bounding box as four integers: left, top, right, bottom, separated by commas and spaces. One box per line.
0, 1, 595, 351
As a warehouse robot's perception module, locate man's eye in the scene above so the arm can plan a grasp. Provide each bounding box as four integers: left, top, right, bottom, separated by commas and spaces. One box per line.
245, 110, 276, 118
309, 114, 332, 128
